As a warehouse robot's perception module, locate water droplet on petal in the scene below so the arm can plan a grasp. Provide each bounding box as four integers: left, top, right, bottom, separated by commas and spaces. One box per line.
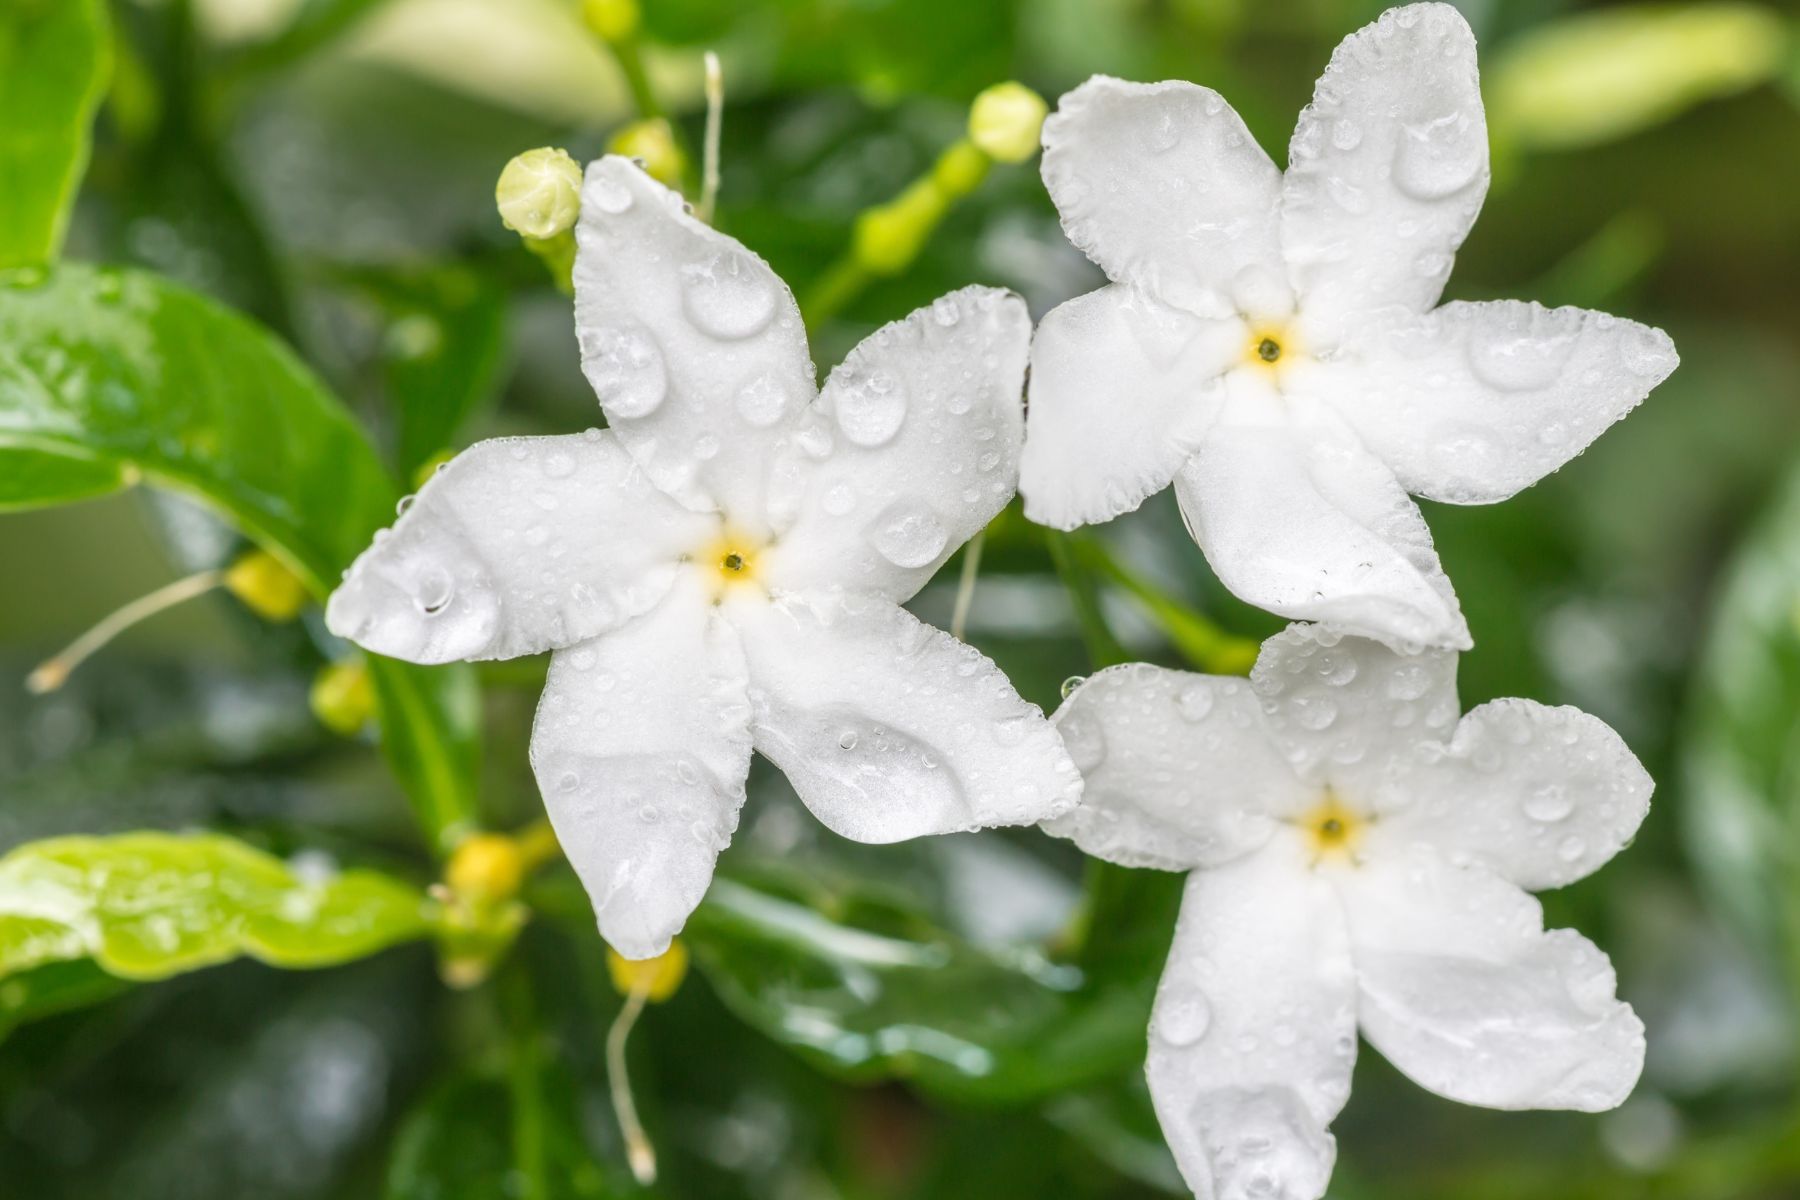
1156, 987, 1212, 1047
1523, 784, 1573, 823
542, 450, 576, 478
1177, 686, 1214, 722
931, 295, 963, 327
681, 249, 776, 340
1060, 675, 1086, 699
1557, 834, 1587, 863
869, 500, 947, 568
734, 371, 795, 427
834, 369, 907, 447
1392, 111, 1484, 201
581, 322, 667, 418
589, 174, 634, 214
1467, 322, 1578, 392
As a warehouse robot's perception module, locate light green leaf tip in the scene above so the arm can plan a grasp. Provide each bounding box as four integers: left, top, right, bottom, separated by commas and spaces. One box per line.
0, 0, 111, 268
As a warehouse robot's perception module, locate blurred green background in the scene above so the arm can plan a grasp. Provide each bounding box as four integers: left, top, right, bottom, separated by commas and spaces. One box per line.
2, 0, 1799, 1196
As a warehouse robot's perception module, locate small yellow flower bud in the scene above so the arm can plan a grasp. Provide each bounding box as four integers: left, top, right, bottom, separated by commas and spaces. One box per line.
309, 658, 374, 736
967, 82, 1048, 164
606, 940, 688, 1002
446, 832, 526, 903
223, 549, 309, 621
496, 147, 583, 240
607, 119, 686, 189
582, 0, 640, 44
931, 139, 991, 198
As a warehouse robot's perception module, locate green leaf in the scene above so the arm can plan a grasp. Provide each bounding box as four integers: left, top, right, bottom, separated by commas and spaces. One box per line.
1681, 457, 1800, 972
0, 263, 481, 849
685, 860, 1180, 1104
0, 832, 432, 983
332, 262, 512, 478
0, 0, 110, 267
0, 958, 130, 1038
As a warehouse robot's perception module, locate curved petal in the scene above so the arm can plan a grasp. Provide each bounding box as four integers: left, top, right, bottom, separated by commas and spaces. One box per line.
325, 432, 710, 663
760, 287, 1031, 603
1341, 846, 1645, 1111
1148, 849, 1357, 1200
1281, 3, 1489, 341
1307, 301, 1679, 504
1173, 397, 1470, 651
724, 591, 1081, 843
573, 156, 816, 523
529, 578, 752, 959
1369, 699, 1653, 891
1042, 76, 1284, 318
1250, 625, 1462, 791
1019, 284, 1239, 531
1043, 664, 1305, 871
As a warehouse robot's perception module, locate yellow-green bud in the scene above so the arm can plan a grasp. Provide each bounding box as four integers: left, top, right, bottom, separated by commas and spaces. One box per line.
932, 139, 991, 198
606, 940, 688, 1002
223, 549, 309, 621
607, 119, 685, 189
853, 180, 948, 276
582, 0, 640, 44
496, 147, 583, 240
310, 658, 374, 736
446, 832, 525, 903
967, 82, 1048, 164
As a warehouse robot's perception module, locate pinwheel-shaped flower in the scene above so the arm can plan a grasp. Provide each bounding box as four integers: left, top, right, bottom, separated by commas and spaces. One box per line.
1020, 2, 1678, 649
1048, 627, 1650, 1200
326, 157, 1081, 958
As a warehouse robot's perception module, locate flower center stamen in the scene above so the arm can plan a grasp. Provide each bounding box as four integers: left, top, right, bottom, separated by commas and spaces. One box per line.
1295, 792, 1368, 865
721, 552, 745, 573
1244, 323, 1300, 375
1257, 336, 1282, 363
695, 528, 767, 602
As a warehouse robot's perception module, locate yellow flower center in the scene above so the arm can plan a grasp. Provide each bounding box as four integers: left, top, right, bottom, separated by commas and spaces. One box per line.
1297, 792, 1367, 864
1244, 323, 1300, 374
695, 529, 765, 600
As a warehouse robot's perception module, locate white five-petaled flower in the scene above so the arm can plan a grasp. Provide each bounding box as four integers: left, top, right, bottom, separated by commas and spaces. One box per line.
325, 156, 1082, 958
1019, 2, 1678, 650
1047, 626, 1650, 1200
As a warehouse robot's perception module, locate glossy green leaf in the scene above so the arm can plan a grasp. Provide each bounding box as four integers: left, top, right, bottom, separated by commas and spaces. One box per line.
1681, 458, 1800, 963
0, 832, 432, 982
0, 263, 480, 849
0, 0, 110, 267
0, 959, 129, 1038
687, 861, 1180, 1104
0, 446, 125, 510
333, 262, 511, 477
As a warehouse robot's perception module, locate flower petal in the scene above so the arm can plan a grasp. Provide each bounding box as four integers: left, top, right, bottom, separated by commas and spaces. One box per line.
724, 591, 1081, 843
1043, 664, 1304, 870
573, 156, 816, 523
1042, 76, 1284, 318
1173, 398, 1470, 651
1250, 625, 1462, 790
1340, 845, 1645, 1111
530, 577, 752, 960
1281, 3, 1489, 340
1019, 284, 1239, 530
325, 432, 710, 663
1307, 301, 1679, 504
761, 287, 1030, 603
1148, 848, 1356, 1200
1369, 699, 1653, 891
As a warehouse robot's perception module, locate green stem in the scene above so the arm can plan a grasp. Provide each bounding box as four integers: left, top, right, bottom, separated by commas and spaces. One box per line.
1045, 529, 1128, 670
607, 35, 663, 121
1071, 533, 1257, 675
500, 963, 550, 1200
802, 257, 869, 332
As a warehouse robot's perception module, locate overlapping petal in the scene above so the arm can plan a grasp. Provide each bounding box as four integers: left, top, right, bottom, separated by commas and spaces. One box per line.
1044, 664, 1303, 871
325, 432, 710, 663
1340, 845, 1645, 1111
530, 577, 753, 959
1040, 76, 1284, 318
1148, 848, 1357, 1200
573, 156, 816, 524
725, 591, 1080, 843
761, 286, 1031, 602
1019, 285, 1238, 531
1173, 398, 1470, 651
1281, 3, 1489, 341
1250, 625, 1461, 790
1369, 699, 1653, 890
1307, 301, 1680, 503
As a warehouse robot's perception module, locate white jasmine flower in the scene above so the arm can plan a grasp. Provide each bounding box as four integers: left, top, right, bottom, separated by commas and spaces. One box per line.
1047, 626, 1651, 1200
1020, 2, 1678, 650
326, 156, 1081, 958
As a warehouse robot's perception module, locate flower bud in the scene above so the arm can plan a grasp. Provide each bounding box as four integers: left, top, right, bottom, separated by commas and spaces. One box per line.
310, 658, 374, 736
606, 939, 688, 1002
967, 81, 1048, 164
446, 832, 526, 903
931, 139, 991, 198
582, 0, 640, 44
495, 147, 583, 240
607, 119, 686, 189
853, 180, 947, 275
223, 549, 309, 621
